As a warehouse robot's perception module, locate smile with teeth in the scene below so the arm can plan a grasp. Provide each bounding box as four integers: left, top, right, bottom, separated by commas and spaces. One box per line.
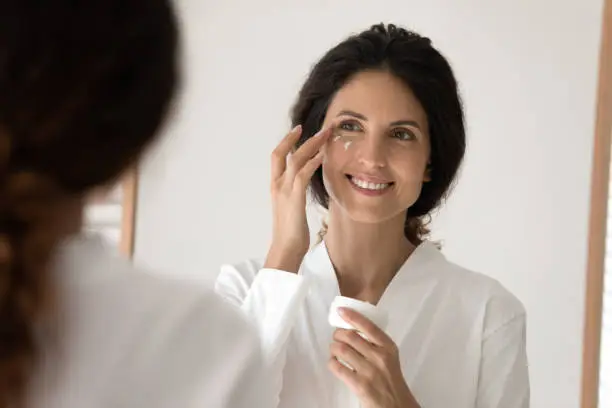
348, 176, 393, 191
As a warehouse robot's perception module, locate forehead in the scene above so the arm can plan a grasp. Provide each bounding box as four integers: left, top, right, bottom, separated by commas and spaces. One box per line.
327, 70, 427, 129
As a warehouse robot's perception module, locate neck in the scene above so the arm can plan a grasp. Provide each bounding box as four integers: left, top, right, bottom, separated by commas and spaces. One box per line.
324, 205, 415, 304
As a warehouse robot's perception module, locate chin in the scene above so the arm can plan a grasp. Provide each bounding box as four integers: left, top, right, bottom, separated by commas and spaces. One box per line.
338, 203, 407, 225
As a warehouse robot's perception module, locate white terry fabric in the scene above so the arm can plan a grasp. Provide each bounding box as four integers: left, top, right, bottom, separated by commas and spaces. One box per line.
216, 241, 530, 408
28, 234, 272, 408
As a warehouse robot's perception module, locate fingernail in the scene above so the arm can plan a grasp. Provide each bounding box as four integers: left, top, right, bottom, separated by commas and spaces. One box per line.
293, 124, 302, 133
338, 307, 348, 316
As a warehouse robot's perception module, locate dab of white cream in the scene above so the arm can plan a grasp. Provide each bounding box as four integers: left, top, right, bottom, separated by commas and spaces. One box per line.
333, 133, 354, 150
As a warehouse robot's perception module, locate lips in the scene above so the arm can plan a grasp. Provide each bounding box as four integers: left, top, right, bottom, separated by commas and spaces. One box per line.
347, 175, 394, 191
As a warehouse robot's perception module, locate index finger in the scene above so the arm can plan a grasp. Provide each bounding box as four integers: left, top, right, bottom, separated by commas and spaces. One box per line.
286, 126, 334, 174
271, 125, 302, 180
339, 307, 391, 347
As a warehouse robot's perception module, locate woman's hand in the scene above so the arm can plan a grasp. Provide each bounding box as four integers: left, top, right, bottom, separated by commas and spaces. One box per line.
328, 308, 421, 408
264, 124, 332, 273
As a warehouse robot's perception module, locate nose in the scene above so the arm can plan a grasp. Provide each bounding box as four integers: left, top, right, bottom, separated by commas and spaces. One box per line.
356, 135, 386, 169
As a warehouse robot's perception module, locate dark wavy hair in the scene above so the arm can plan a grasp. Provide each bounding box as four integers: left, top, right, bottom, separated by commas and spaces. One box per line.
292, 23, 466, 244
0, 0, 179, 406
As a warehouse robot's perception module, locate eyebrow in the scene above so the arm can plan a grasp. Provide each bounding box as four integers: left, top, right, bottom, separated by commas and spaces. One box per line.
336, 110, 421, 129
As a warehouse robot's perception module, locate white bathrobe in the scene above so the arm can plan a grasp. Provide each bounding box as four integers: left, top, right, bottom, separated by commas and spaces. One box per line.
28, 234, 271, 408
216, 241, 530, 408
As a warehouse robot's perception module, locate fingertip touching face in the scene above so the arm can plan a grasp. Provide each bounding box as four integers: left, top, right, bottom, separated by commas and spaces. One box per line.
321, 69, 431, 224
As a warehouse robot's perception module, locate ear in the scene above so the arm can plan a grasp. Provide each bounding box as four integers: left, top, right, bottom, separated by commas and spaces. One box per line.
423, 163, 432, 182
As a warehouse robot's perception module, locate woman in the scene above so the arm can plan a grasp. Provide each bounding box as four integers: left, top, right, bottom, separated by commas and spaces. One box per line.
216, 24, 529, 408
0, 1, 269, 407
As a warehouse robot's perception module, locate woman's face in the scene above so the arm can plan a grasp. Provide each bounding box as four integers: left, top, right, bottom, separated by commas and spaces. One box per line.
321, 70, 431, 224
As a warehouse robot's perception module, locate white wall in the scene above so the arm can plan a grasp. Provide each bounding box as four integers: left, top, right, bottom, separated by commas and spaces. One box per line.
135, 0, 605, 407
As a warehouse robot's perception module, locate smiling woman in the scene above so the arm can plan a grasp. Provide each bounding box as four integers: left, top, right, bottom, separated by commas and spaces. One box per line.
216, 23, 529, 408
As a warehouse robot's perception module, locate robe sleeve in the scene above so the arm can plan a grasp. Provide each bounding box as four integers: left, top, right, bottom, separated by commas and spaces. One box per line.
215, 261, 310, 407
476, 312, 530, 408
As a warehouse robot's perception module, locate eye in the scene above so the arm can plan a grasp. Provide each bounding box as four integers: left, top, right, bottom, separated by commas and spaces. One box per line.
391, 128, 416, 141
338, 121, 362, 132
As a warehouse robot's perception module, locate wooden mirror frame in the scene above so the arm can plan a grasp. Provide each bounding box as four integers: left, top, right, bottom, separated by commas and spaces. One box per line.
582, 0, 612, 406
119, 169, 138, 258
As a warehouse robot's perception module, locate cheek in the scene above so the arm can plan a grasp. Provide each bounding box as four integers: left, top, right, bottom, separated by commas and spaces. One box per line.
321, 145, 350, 200
405, 163, 428, 182
391, 151, 429, 182
322, 139, 353, 169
